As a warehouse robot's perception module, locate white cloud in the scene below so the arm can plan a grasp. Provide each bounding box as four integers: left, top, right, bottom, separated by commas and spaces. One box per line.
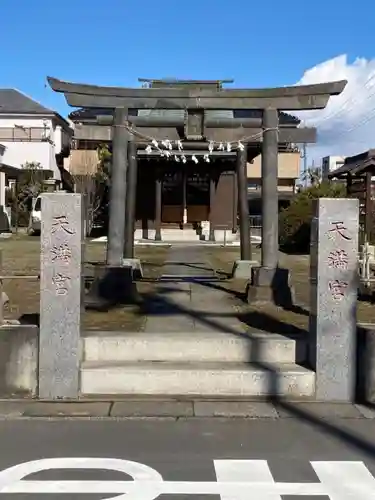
295, 54, 375, 163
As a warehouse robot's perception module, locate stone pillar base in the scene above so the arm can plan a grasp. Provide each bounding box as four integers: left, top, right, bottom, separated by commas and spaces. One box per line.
85, 265, 141, 311
122, 258, 143, 280
232, 260, 259, 279
246, 267, 294, 307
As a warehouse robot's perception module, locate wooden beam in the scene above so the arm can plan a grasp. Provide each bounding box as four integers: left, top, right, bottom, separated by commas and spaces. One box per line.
65, 92, 331, 110
74, 124, 316, 144
48, 76, 347, 98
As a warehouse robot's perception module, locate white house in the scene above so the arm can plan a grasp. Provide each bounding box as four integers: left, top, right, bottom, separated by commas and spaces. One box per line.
321, 155, 346, 180
0, 89, 73, 181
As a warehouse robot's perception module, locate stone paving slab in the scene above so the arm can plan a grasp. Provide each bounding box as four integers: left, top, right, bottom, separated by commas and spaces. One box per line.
193, 317, 246, 333
0, 399, 373, 419
144, 246, 243, 334
0, 401, 112, 417
194, 401, 278, 418
275, 402, 364, 419
144, 316, 195, 333
111, 401, 194, 417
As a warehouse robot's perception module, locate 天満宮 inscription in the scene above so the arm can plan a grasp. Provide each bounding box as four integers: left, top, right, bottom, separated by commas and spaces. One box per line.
328, 279, 349, 301
327, 249, 349, 270
50, 243, 72, 263
51, 215, 75, 235
309, 198, 359, 401
51, 272, 71, 296
327, 221, 352, 241
39, 193, 83, 399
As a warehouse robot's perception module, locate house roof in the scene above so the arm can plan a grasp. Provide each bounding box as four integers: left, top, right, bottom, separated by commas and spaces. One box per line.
0, 89, 70, 126
0, 89, 55, 114
328, 149, 375, 178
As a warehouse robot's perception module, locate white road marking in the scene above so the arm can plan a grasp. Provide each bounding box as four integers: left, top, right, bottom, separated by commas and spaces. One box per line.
214, 460, 281, 500
311, 461, 375, 500
0, 457, 374, 499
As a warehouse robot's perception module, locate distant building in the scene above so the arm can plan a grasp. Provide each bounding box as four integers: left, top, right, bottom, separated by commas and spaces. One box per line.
0, 89, 73, 181
322, 155, 346, 180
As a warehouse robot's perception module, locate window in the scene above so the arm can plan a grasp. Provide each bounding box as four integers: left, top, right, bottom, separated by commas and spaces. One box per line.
34, 198, 41, 211
0, 127, 46, 142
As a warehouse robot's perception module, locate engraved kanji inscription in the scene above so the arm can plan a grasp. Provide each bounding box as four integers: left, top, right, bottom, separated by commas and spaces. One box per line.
52, 273, 71, 296
327, 249, 349, 270
328, 279, 348, 300
51, 215, 75, 235
328, 221, 351, 240
50, 243, 72, 263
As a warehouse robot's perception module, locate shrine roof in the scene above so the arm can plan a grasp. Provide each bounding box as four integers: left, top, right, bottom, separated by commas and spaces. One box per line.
329, 149, 375, 178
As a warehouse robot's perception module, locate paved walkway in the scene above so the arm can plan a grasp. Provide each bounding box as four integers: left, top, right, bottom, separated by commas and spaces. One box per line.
143, 246, 247, 334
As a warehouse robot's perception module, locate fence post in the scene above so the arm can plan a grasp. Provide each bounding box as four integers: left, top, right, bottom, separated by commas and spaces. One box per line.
39, 193, 83, 399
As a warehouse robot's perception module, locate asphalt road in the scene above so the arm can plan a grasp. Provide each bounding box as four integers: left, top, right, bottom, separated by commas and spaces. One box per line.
1, 414, 375, 498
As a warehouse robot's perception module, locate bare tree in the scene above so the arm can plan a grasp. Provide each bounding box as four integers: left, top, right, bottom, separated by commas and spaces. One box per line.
301, 166, 322, 186
10, 161, 45, 230
71, 144, 111, 236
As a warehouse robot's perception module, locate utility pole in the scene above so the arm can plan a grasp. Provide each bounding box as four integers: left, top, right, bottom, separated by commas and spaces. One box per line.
303, 144, 308, 187
300, 143, 308, 188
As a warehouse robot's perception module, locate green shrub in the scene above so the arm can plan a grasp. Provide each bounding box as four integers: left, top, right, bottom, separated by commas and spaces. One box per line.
279, 182, 346, 252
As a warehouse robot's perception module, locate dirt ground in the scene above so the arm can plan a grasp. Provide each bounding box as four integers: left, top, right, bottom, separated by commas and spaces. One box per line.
0, 235, 374, 332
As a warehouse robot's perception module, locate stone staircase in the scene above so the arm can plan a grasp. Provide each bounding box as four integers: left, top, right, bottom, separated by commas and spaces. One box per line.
80, 246, 315, 399
80, 330, 314, 398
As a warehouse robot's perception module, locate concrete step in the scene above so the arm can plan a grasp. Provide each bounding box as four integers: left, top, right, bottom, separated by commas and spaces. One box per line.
82, 331, 306, 364
80, 361, 315, 398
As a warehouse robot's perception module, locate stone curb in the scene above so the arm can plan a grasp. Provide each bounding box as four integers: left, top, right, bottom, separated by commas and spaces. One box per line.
0, 400, 373, 419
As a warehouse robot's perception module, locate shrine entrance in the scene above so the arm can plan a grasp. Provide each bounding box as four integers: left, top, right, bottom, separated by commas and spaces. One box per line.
185, 165, 210, 224
160, 164, 212, 226
161, 168, 182, 224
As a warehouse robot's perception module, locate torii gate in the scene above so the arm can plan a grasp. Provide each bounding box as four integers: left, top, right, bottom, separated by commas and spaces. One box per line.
48, 76, 346, 303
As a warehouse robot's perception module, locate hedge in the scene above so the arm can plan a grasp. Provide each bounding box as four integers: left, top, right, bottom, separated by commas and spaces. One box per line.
279, 182, 347, 253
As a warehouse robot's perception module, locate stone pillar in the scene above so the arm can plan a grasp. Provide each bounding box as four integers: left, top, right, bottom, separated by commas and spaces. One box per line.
124, 137, 138, 259
155, 172, 162, 241
309, 198, 359, 402
247, 109, 291, 302
39, 193, 83, 399
209, 174, 215, 242
106, 107, 128, 266
237, 148, 251, 260
232, 148, 255, 279
261, 108, 279, 270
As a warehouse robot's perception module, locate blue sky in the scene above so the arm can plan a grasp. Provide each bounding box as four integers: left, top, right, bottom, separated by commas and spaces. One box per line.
1, 0, 375, 160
